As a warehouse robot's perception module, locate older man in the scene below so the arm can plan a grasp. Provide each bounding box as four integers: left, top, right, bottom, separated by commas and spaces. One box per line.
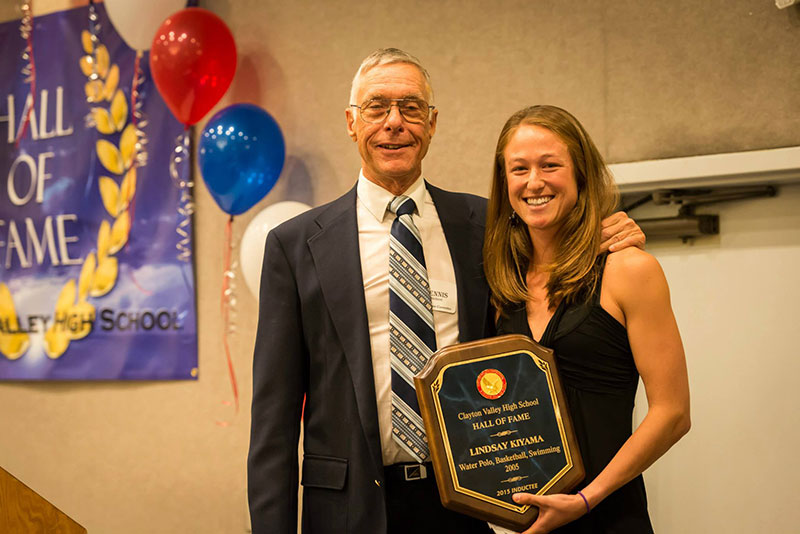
248, 48, 643, 534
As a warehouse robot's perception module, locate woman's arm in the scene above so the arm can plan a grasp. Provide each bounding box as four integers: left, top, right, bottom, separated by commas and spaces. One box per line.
513, 248, 690, 534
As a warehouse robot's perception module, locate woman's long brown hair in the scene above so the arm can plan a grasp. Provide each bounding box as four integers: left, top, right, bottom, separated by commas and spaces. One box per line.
483, 105, 619, 314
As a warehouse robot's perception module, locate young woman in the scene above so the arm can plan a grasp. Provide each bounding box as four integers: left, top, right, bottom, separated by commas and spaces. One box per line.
483, 105, 690, 534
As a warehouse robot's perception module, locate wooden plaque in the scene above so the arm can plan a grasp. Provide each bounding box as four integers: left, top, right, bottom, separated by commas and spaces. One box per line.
414, 334, 584, 532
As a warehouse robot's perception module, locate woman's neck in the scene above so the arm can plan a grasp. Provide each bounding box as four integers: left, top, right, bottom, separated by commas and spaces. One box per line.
527, 226, 559, 269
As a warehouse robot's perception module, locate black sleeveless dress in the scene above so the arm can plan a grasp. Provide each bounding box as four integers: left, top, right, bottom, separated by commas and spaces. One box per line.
496, 264, 653, 534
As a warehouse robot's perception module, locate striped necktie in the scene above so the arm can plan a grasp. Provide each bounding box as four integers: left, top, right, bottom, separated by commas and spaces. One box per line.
388, 195, 435, 463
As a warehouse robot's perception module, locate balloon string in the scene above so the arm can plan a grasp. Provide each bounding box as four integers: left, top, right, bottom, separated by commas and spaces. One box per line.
130, 49, 149, 166
15, 0, 35, 148
169, 130, 194, 262
130, 50, 141, 127
128, 271, 153, 296
219, 215, 240, 421
82, 0, 101, 119
122, 50, 151, 301
125, 49, 147, 248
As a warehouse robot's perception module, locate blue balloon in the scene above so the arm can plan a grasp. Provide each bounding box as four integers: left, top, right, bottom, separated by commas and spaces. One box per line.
198, 104, 286, 215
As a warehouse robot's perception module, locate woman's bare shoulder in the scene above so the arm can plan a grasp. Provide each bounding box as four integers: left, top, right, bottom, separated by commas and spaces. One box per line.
603, 247, 668, 303
605, 247, 661, 275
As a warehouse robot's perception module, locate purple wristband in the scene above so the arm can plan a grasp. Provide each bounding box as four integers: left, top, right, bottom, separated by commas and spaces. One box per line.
577, 490, 590, 514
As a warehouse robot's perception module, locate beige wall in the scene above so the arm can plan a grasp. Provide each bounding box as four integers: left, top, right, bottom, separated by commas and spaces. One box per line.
0, 1, 798, 532
631, 183, 800, 533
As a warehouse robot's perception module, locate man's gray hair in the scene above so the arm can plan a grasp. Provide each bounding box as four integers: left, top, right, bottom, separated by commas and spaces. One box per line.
349, 48, 435, 105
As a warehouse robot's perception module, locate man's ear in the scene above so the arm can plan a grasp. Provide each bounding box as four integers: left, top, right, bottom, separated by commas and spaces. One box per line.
345, 108, 357, 141
428, 107, 438, 137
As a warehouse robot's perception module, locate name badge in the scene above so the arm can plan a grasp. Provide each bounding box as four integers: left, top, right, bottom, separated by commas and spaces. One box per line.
430, 280, 457, 314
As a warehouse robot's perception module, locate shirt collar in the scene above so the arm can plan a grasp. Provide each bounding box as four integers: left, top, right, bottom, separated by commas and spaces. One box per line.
357, 171, 427, 223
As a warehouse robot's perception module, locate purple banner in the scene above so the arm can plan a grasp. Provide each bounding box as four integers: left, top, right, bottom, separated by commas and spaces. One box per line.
0, 5, 197, 380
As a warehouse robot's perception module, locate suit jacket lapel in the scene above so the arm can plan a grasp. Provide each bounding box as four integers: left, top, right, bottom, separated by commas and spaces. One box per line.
307, 186, 383, 473
427, 184, 490, 342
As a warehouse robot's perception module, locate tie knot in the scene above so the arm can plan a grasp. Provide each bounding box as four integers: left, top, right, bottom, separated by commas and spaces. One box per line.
389, 196, 416, 217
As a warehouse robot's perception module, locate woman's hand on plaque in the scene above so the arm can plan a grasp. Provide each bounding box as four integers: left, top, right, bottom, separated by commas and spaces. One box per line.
512, 492, 587, 534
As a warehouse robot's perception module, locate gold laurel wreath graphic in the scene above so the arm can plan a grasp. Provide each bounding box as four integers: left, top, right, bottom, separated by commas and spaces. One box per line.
0, 27, 143, 361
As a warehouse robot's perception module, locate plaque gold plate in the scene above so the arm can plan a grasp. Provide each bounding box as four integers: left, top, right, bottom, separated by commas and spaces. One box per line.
415, 334, 585, 531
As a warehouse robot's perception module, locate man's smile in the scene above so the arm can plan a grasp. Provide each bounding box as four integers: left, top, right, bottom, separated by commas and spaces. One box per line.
376, 142, 413, 150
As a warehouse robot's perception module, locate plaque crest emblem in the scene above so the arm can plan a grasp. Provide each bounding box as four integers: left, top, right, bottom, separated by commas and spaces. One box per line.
477, 368, 507, 400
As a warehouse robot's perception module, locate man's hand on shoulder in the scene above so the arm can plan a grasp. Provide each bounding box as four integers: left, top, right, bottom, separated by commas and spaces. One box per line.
600, 211, 645, 253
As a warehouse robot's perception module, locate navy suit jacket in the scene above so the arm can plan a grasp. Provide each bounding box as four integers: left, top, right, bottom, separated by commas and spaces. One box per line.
248, 182, 492, 534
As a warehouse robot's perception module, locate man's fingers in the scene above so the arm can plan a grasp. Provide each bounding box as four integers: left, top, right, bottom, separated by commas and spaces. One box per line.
600, 219, 630, 241
600, 227, 617, 243
599, 235, 615, 253
609, 232, 645, 252
601, 211, 626, 226
601, 212, 647, 252
600, 218, 620, 236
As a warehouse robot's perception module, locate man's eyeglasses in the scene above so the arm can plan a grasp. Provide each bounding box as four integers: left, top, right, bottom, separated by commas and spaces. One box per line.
350, 98, 434, 124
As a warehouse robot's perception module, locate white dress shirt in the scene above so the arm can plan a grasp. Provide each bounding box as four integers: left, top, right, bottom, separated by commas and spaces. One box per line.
356, 172, 460, 465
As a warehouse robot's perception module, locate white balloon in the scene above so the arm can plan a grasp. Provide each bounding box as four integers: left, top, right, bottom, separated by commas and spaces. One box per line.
105, 0, 186, 51
240, 201, 311, 298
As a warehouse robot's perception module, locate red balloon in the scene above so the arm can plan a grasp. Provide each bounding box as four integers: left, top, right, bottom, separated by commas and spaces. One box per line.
149, 8, 237, 126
